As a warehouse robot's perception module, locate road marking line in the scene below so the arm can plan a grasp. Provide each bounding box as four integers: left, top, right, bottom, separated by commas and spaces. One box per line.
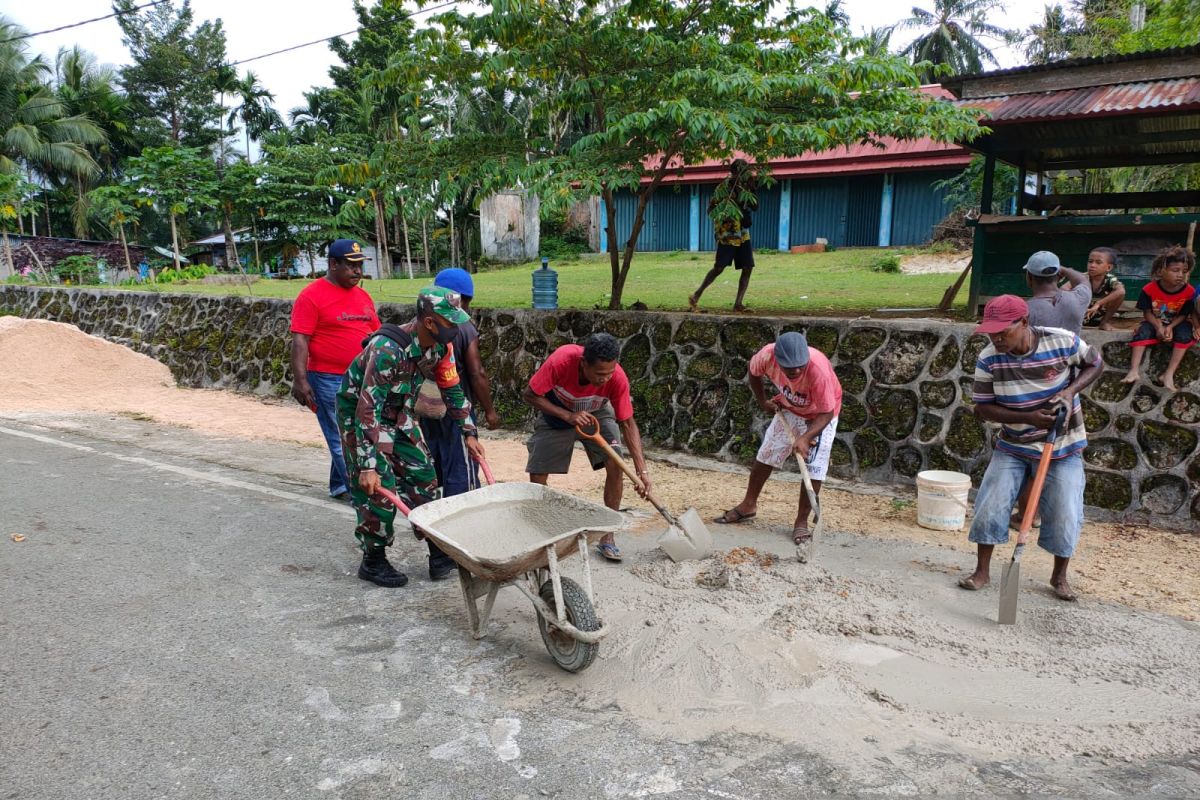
0, 424, 353, 516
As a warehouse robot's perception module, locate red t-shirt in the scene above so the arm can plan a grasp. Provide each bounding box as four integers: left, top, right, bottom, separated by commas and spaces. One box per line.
749, 343, 842, 419
528, 344, 634, 426
289, 279, 380, 374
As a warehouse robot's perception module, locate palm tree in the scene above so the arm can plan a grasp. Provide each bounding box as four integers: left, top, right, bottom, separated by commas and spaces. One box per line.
228, 71, 280, 164
288, 88, 346, 144
898, 0, 1018, 80
863, 26, 896, 57
1025, 4, 1075, 64
0, 20, 104, 198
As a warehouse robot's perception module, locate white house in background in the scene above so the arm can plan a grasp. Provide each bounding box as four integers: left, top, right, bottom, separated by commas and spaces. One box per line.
190, 229, 387, 279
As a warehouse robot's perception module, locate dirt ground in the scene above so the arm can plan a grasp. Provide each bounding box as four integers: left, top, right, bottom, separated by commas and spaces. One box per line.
2, 316, 1195, 621
4, 317, 1199, 783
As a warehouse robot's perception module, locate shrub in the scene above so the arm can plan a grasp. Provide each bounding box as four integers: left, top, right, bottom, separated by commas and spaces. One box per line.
53, 255, 100, 284
872, 253, 902, 273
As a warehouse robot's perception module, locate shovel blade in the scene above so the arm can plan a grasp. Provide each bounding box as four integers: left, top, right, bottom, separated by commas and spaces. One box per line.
657, 507, 713, 562
998, 557, 1021, 625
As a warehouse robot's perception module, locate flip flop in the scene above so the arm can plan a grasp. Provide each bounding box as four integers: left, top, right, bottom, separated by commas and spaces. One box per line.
1009, 512, 1041, 531
597, 542, 623, 562
957, 576, 988, 591
714, 508, 756, 524
792, 526, 812, 545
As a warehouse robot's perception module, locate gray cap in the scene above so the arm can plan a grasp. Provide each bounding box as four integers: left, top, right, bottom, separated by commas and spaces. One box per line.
1023, 251, 1062, 277
775, 332, 810, 368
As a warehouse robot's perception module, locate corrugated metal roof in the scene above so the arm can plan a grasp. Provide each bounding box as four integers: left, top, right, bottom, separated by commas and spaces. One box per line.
964, 78, 1200, 123
947, 43, 1200, 82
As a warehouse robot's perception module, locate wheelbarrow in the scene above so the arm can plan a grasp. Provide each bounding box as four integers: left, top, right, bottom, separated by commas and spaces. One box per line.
385, 482, 625, 673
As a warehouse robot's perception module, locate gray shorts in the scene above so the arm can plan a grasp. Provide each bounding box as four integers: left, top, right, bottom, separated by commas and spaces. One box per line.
525, 404, 622, 474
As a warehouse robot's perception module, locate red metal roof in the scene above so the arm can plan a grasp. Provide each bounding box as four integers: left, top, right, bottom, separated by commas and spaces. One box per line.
963, 78, 1200, 124
645, 138, 971, 185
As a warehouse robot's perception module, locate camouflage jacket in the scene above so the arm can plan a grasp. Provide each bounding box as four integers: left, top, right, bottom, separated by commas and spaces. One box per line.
336, 320, 476, 471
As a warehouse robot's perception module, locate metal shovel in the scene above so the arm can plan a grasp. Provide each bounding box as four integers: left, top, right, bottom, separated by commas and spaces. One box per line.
998, 407, 1066, 625
575, 423, 713, 561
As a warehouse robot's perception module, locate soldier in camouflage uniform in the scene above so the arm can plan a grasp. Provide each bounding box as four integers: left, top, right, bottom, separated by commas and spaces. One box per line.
337, 286, 486, 587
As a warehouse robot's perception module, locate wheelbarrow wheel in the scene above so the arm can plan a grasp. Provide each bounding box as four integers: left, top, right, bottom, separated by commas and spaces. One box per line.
537, 577, 599, 673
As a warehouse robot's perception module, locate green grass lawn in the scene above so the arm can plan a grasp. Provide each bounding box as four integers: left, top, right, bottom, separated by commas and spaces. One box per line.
81, 249, 970, 316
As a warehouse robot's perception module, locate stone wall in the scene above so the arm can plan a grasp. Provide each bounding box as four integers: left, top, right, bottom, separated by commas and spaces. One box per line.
2, 286, 1197, 528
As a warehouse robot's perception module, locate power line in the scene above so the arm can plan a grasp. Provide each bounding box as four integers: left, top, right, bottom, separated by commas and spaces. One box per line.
0, 0, 171, 45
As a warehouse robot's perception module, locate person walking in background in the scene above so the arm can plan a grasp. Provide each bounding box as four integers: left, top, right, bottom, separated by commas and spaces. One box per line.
522, 332, 650, 562
714, 332, 842, 546
416, 268, 501, 504
1023, 251, 1091, 335
1122, 246, 1196, 392
338, 287, 485, 587
689, 159, 759, 313
289, 239, 379, 502
1082, 247, 1126, 330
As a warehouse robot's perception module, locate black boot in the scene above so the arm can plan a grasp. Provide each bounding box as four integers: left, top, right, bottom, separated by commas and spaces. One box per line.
427, 541, 457, 581
358, 547, 408, 587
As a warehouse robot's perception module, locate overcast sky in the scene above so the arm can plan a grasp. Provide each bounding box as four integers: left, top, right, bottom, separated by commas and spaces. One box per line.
1, 0, 1051, 118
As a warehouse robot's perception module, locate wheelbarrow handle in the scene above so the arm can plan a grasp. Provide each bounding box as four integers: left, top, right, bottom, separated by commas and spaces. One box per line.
373, 485, 413, 518
473, 455, 496, 486
574, 423, 677, 526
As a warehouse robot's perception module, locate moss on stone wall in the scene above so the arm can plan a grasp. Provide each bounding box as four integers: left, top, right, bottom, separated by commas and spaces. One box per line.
1137, 420, 1197, 469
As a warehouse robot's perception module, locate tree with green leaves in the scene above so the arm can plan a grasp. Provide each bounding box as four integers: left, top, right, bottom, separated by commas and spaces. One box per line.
228, 71, 281, 164
87, 183, 141, 273
113, 0, 228, 148
124, 145, 216, 270
256, 141, 352, 272
427, 0, 982, 308
0, 18, 104, 214
1024, 4, 1076, 64
899, 0, 1018, 80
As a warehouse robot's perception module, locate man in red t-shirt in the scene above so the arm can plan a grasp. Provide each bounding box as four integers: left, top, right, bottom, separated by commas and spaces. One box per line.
715, 332, 842, 545
522, 333, 650, 561
289, 238, 380, 500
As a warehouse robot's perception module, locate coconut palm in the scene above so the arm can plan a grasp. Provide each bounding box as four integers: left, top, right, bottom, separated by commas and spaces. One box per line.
1025, 4, 1075, 64
898, 0, 1018, 80
228, 71, 280, 164
0, 20, 104, 184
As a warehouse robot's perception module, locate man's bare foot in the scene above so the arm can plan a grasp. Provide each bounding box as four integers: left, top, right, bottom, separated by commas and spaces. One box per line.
1098, 322, 1116, 331
1120, 372, 1139, 384
1163, 375, 1178, 392
957, 573, 989, 591
688, 294, 699, 312
1051, 579, 1077, 601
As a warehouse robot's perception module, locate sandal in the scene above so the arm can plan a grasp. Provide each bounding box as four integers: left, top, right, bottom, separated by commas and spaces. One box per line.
597, 542, 623, 562
957, 575, 987, 591
792, 526, 812, 545
714, 508, 756, 525
1009, 512, 1041, 531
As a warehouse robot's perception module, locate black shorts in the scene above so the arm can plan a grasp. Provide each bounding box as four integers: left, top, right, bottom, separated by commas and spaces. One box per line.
715, 241, 754, 271
1131, 320, 1195, 348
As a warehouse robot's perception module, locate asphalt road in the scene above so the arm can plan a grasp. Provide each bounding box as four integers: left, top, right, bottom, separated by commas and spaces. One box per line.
2, 415, 1197, 799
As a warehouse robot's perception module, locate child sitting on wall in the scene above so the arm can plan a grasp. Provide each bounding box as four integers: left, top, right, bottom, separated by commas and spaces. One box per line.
1082, 247, 1126, 330
1121, 245, 1196, 392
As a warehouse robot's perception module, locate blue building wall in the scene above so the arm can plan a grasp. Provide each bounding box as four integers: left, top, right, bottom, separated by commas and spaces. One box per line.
609, 168, 962, 253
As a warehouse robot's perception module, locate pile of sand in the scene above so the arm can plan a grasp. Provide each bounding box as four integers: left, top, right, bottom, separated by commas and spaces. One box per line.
900, 251, 970, 275
0, 317, 323, 446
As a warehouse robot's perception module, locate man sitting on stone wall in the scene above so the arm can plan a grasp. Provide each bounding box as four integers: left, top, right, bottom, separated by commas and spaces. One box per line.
957, 295, 1103, 602
714, 331, 842, 545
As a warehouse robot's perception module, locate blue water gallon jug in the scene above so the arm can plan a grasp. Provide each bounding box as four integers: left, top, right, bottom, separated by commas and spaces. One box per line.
531, 256, 558, 310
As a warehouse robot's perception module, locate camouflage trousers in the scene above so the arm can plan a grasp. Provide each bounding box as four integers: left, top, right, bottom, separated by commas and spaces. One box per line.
340, 425, 440, 552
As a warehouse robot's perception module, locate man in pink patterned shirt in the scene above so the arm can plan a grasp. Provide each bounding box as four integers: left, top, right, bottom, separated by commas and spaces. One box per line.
715, 332, 842, 544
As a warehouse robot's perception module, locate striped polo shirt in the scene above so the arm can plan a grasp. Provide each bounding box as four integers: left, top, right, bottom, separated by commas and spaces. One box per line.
972, 327, 1100, 460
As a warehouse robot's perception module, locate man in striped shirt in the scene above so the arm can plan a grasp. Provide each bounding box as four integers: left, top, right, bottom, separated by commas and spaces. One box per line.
958, 295, 1103, 602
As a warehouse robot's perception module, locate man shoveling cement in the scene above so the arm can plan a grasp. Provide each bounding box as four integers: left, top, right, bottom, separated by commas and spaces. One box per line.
958, 295, 1102, 601
715, 332, 841, 546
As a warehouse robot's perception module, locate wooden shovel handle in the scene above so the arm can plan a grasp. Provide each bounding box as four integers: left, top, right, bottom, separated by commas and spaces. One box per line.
575, 423, 676, 524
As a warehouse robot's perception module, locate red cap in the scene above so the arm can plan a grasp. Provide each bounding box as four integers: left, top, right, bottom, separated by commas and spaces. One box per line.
974, 295, 1028, 334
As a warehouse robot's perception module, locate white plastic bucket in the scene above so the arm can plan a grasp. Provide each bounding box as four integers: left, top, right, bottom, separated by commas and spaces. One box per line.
915, 470, 972, 531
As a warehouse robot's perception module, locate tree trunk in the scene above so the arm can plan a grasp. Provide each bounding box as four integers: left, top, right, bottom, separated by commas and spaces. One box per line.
169, 212, 182, 271
422, 216, 430, 274
609, 161, 672, 309
400, 206, 413, 279
118, 223, 132, 275
449, 209, 457, 267
1, 230, 14, 280
601, 186, 621, 309
250, 215, 262, 271
372, 191, 391, 279
222, 209, 238, 271
45, 195, 52, 238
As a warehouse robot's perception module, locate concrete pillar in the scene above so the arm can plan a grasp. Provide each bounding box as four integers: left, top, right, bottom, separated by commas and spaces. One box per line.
778, 179, 792, 252
878, 174, 894, 247
688, 186, 700, 252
